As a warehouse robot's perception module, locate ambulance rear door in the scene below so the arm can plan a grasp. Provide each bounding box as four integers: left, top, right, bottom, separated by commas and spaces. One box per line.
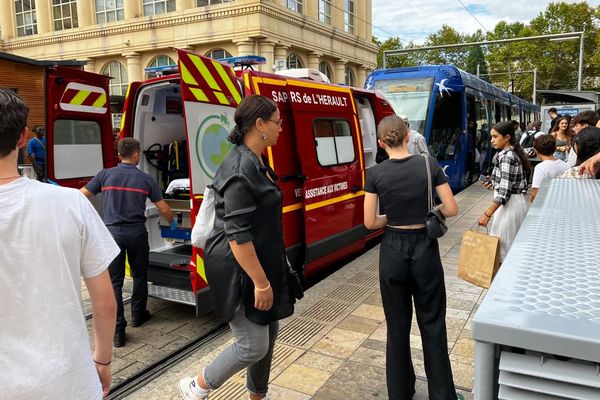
176, 49, 242, 298
46, 66, 114, 188
285, 81, 367, 272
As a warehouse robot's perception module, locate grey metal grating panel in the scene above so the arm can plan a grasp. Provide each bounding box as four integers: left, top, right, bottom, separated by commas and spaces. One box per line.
498, 385, 566, 400
277, 318, 326, 348
472, 179, 600, 362
498, 352, 600, 399
147, 285, 195, 306
301, 298, 349, 322
327, 284, 372, 303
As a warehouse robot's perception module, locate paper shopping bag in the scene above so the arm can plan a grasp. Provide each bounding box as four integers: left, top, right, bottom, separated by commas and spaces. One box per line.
458, 229, 501, 288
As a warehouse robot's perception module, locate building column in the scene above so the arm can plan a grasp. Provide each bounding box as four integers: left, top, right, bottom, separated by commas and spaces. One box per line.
236, 40, 255, 57
307, 52, 321, 70
357, 66, 367, 88
273, 44, 288, 71
124, 0, 142, 19
84, 58, 96, 73
258, 40, 275, 73
176, 0, 194, 12
36, 0, 52, 34
334, 60, 346, 85
76, 0, 94, 27
123, 52, 142, 83
332, 0, 343, 30
0, 0, 15, 40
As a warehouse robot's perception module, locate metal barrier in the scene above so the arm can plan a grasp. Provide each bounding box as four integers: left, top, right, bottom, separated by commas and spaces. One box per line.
472, 178, 600, 399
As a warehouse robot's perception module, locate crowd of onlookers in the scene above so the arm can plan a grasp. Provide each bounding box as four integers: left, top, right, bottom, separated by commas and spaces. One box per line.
477, 107, 600, 262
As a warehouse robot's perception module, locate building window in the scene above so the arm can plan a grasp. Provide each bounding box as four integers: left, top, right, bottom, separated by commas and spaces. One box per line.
52, 0, 78, 31
343, 0, 354, 33
95, 0, 124, 24
197, 0, 234, 6
143, 0, 175, 16
345, 66, 354, 86
149, 55, 176, 67
286, 0, 302, 13
205, 49, 233, 60
102, 61, 128, 96
318, 0, 331, 24
286, 53, 303, 69
313, 119, 355, 166
319, 61, 332, 80
15, 0, 38, 37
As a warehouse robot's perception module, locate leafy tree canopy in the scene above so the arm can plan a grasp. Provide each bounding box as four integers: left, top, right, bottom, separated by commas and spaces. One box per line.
373, 1, 600, 99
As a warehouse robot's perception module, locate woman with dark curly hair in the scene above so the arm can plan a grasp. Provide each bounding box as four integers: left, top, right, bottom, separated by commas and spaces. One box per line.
179, 95, 294, 400
478, 121, 531, 262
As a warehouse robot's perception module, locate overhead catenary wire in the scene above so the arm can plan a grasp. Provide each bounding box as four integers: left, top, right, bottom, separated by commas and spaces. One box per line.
455, 0, 489, 33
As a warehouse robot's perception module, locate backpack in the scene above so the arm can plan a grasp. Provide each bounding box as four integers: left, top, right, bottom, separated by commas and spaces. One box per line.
521, 130, 537, 149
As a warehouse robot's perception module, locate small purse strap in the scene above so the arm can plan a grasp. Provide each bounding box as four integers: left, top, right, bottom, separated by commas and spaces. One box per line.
423, 155, 433, 212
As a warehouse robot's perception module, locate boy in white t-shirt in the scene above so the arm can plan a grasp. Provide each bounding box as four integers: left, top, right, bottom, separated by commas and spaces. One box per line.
0, 89, 120, 399
530, 134, 570, 203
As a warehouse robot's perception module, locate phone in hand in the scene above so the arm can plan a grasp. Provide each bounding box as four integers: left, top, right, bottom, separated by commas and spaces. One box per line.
479, 174, 491, 184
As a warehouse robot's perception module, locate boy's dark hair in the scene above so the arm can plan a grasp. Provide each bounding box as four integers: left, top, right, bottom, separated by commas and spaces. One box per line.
117, 137, 141, 158
572, 110, 599, 127
574, 127, 600, 167
533, 134, 556, 156
548, 107, 557, 114
0, 89, 29, 158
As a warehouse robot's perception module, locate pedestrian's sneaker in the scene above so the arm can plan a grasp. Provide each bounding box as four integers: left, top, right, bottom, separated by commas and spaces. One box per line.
178, 376, 210, 400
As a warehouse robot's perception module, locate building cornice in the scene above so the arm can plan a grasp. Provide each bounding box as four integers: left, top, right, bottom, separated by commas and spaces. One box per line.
1, 2, 377, 58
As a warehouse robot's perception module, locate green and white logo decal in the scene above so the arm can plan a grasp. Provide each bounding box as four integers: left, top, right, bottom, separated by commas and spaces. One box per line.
195, 113, 234, 179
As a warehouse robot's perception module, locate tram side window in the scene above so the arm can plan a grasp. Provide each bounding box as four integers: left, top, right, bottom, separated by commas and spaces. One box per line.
429, 92, 462, 162
313, 119, 355, 166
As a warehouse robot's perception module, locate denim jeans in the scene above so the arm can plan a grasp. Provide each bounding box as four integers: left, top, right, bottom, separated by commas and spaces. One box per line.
204, 306, 279, 395
379, 227, 457, 400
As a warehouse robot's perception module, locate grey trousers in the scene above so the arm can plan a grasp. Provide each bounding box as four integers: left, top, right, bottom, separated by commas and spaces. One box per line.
204, 306, 279, 395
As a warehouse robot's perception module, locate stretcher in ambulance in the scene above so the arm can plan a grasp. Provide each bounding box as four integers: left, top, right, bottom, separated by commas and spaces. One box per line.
118, 50, 394, 314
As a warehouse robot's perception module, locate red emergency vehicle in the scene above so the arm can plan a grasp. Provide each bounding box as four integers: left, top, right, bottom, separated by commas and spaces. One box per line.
119, 49, 394, 314
0, 52, 115, 188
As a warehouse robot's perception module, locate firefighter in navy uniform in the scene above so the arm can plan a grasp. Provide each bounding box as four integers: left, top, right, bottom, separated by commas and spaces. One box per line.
81, 137, 176, 347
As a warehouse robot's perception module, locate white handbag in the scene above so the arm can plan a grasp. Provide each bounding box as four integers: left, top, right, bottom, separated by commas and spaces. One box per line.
191, 185, 215, 249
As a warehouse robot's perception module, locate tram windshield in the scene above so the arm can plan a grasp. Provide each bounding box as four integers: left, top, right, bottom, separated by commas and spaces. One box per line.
371, 77, 433, 135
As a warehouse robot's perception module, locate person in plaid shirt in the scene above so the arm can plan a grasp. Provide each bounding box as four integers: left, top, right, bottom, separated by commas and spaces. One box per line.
478, 121, 531, 261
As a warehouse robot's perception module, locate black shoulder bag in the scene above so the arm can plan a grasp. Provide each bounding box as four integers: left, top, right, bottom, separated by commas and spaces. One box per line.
424, 155, 448, 239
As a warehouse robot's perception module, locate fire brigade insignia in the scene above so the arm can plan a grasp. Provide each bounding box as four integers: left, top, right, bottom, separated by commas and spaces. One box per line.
195, 113, 233, 179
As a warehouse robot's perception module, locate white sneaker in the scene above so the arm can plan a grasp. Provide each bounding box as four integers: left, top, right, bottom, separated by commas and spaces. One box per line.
179, 376, 210, 400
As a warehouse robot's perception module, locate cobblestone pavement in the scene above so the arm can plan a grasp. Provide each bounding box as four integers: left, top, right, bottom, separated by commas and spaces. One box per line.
82, 183, 492, 398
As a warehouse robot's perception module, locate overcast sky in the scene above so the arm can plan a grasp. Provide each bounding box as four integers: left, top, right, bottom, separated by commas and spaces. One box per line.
371, 0, 600, 43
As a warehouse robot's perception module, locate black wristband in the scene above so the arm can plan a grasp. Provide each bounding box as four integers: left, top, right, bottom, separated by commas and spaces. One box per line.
94, 359, 111, 366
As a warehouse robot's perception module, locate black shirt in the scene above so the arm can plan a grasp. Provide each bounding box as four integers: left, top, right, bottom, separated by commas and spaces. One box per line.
204, 143, 294, 325
365, 155, 448, 226
85, 163, 162, 227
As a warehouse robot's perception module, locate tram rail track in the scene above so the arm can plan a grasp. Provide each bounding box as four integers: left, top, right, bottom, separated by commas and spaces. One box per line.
106, 323, 228, 400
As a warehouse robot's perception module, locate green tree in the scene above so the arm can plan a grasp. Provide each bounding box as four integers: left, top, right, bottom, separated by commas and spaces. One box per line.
373, 36, 420, 68
465, 46, 489, 82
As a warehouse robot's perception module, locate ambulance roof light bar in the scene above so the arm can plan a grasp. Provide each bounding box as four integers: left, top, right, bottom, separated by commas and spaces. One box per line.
145, 64, 179, 78
219, 55, 266, 70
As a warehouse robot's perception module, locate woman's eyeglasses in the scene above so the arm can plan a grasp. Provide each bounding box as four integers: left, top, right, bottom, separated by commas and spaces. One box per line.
267, 118, 283, 127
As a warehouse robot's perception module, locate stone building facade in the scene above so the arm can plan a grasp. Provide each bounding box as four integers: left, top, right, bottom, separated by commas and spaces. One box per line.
0, 0, 377, 95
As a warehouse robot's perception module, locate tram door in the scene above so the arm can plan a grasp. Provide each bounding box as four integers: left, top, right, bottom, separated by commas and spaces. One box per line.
428, 89, 465, 191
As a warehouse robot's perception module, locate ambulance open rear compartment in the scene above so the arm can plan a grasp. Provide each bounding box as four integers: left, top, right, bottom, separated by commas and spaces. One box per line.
127, 77, 198, 304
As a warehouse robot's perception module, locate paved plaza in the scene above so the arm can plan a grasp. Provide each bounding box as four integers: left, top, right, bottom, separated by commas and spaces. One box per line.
86, 183, 491, 399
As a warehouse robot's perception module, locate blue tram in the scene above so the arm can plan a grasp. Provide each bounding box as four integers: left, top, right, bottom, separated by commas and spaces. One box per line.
365, 65, 539, 191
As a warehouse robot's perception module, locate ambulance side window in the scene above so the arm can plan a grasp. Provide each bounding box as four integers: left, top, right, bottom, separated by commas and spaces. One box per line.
313, 119, 355, 166
53, 119, 104, 179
